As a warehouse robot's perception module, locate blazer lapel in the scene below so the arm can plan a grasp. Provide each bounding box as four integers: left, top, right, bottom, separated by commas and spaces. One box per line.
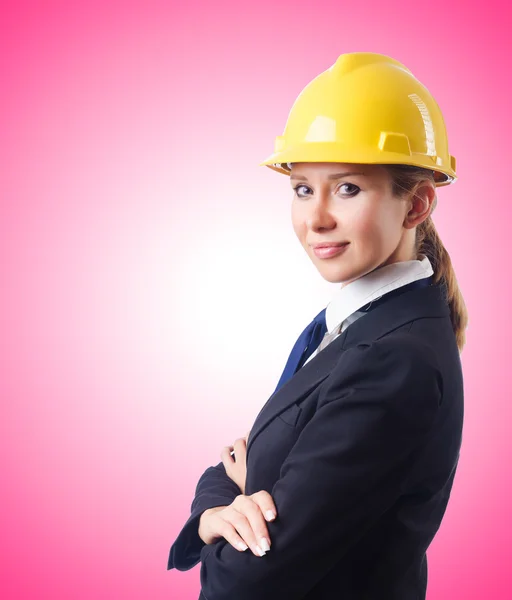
246, 283, 450, 456
246, 331, 348, 454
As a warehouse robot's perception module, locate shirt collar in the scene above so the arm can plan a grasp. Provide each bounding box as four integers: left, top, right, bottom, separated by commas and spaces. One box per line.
325, 254, 434, 333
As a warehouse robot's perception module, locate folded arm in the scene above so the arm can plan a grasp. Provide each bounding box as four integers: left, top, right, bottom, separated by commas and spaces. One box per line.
198, 334, 443, 600
167, 460, 242, 571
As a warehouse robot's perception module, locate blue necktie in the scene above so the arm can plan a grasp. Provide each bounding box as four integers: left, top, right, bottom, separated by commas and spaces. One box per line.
272, 307, 327, 395
272, 276, 433, 394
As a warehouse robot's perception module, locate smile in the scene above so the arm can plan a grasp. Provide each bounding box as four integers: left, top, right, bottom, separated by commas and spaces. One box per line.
313, 243, 349, 259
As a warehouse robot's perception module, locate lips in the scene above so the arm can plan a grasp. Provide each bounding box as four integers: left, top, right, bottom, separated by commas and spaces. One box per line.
311, 242, 349, 249
313, 243, 349, 259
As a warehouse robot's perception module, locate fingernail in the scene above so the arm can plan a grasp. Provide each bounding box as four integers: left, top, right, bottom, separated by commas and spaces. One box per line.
265, 510, 276, 521
237, 541, 248, 551
260, 537, 270, 552
255, 545, 266, 556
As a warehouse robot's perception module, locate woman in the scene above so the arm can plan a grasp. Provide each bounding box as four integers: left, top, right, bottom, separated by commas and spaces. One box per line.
167, 52, 467, 600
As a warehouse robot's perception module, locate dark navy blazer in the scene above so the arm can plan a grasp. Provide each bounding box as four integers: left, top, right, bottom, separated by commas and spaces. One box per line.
167, 282, 464, 600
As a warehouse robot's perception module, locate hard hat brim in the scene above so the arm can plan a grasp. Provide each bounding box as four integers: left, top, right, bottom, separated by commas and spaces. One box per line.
259, 144, 456, 187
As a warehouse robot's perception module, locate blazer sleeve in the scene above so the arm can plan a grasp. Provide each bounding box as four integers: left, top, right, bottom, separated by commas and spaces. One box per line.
198, 333, 443, 600
167, 461, 242, 571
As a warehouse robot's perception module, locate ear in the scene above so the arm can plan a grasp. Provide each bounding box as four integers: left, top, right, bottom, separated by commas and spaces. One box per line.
403, 182, 436, 230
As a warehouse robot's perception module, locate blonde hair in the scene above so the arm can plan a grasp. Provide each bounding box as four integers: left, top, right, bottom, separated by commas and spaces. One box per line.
383, 164, 468, 353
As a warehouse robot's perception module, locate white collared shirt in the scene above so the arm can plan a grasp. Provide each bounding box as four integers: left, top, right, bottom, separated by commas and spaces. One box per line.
303, 254, 434, 366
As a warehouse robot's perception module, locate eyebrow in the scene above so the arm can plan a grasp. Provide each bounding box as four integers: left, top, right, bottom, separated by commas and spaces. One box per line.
290, 171, 366, 181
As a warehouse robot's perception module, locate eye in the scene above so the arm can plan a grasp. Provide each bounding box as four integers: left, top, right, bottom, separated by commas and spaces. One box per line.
292, 183, 360, 198
292, 184, 312, 198
338, 183, 360, 196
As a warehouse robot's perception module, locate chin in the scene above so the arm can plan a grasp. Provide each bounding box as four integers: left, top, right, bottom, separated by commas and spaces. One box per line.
317, 268, 352, 284
314, 257, 368, 284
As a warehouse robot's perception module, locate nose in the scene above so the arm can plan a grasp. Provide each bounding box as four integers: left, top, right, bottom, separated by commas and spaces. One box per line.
306, 197, 336, 231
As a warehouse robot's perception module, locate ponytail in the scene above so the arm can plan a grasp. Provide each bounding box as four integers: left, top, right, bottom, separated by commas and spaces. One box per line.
384, 165, 469, 352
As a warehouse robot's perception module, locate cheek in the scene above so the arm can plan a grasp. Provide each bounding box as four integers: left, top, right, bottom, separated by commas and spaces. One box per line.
291, 205, 306, 241
291, 216, 301, 239
346, 205, 390, 260
348, 205, 381, 239
350, 200, 400, 245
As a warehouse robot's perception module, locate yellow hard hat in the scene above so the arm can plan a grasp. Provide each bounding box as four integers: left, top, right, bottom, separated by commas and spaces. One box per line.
259, 52, 457, 187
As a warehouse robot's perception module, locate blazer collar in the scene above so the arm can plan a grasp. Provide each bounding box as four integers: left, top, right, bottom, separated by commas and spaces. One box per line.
325, 253, 434, 333
246, 282, 450, 456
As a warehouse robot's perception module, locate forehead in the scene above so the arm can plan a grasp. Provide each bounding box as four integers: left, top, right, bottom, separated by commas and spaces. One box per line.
289, 163, 390, 185
290, 162, 384, 178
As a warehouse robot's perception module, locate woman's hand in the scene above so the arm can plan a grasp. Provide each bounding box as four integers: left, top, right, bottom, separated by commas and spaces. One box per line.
221, 430, 250, 494
198, 491, 277, 557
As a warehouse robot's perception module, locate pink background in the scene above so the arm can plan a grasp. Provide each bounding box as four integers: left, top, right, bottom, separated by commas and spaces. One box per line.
1, 1, 510, 598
